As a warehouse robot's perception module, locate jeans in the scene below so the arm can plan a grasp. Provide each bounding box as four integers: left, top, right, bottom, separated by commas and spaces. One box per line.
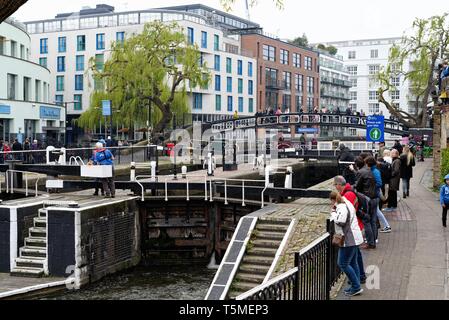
357, 247, 366, 280
402, 178, 411, 194
388, 189, 398, 209
338, 246, 361, 292
443, 206, 448, 227
362, 198, 379, 246
377, 207, 390, 229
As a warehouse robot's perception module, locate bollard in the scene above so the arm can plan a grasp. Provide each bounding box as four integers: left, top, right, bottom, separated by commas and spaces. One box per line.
182, 166, 187, 179
207, 152, 214, 177
150, 161, 157, 182
265, 165, 273, 188
284, 166, 293, 189
130, 162, 136, 181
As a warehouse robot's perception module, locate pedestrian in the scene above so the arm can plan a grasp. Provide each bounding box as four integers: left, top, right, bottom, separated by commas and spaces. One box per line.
440, 174, 449, 227
400, 145, 416, 199
12, 139, 22, 160
330, 191, 364, 297
0, 140, 3, 164
338, 144, 356, 185
378, 142, 386, 160
89, 142, 115, 198
386, 149, 401, 211
233, 110, 239, 120
365, 156, 383, 243
3, 142, 11, 161
300, 133, 307, 150
333, 176, 367, 285
31, 139, 39, 164
23, 138, 31, 163
393, 140, 403, 155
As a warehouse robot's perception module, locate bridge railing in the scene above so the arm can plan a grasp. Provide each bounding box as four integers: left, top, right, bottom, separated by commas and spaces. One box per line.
235, 219, 342, 301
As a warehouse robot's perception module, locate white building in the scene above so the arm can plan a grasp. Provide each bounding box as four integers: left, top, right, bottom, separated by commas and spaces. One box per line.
0, 18, 65, 144
23, 5, 257, 143
323, 37, 413, 119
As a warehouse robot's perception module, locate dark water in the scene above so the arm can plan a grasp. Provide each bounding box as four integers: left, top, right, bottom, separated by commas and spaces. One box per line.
42, 266, 216, 300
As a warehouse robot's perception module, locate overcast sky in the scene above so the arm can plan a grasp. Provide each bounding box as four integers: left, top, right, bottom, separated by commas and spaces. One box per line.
12, 0, 444, 43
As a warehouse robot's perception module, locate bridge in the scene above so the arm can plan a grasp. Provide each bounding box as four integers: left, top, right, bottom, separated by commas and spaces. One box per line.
206, 113, 408, 136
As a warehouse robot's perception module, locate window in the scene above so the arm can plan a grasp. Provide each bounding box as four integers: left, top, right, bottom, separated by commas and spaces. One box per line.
248, 62, 253, 77
368, 103, 380, 114
77, 35, 86, 51
20, 45, 25, 59
263, 44, 276, 62
390, 90, 400, 100
307, 76, 314, 95
347, 66, 358, 75
40, 38, 48, 54
96, 34, 105, 50
23, 77, 31, 101
238, 79, 243, 94
58, 37, 66, 53
94, 78, 104, 91
74, 94, 82, 110
214, 55, 220, 71
95, 54, 104, 71
227, 77, 232, 93
193, 93, 203, 110
215, 95, 221, 111
76, 55, 84, 71
39, 57, 47, 68
201, 31, 207, 49
214, 34, 219, 51
368, 91, 379, 100
10, 41, 17, 57
349, 103, 357, 111
238, 97, 244, 113
266, 67, 278, 86
187, 27, 194, 45
351, 78, 357, 88
248, 80, 254, 95
249, 98, 254, 113
116, 32, 125, 45
350, 91, 357, 100
371, 49, 378, 58
237, 60, 243, 76
35, 80, 41, 102
56, 76, 64, 91
305, 57, 313, 70
57, 56, 65, 72
55, 95, 64, 106
307, 97, 314, 112
227, 96, 233, 112
215, 75, 221, 91
295, 74, 303, 92
75, 75, 83, 91
226, 58, 232, 73
368, 65, 380, 75
293, 53, 301, 68
282, 94, 291, 112
295, 96, 302, 110
348, 51, 356, 59
280, 49, 289, 65
391, 77, 400, 87
283, 72, 291, 90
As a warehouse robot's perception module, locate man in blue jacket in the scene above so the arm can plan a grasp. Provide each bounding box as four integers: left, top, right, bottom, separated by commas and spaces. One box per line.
440, 174, 449, 227
89, 142, 115, 198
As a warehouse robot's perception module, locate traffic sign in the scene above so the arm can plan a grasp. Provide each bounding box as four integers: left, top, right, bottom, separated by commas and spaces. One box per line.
366, 115, 385, 142
102, 100, 112, 116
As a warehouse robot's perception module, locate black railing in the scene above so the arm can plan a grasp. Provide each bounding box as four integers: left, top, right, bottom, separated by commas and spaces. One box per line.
236, 219, 342, 301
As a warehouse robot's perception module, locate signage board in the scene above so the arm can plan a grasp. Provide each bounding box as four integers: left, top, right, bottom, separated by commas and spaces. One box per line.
102, 100, 112, 116
40, 106, 61, 120
0, 105, 11, 114
366, 115, 385, 142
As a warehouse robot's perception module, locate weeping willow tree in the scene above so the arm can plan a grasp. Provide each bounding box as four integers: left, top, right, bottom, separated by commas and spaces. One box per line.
377, 13, 449, 128
78, 21, 210, 140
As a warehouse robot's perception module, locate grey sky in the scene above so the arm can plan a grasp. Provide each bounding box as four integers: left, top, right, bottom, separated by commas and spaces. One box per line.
13, 0, 443, 43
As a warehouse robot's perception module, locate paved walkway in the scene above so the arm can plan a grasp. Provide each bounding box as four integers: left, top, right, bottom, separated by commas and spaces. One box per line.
338, 159, 448, 300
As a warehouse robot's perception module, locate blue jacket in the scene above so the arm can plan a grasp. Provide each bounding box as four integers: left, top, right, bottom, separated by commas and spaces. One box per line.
91, 149, 114, 166
371, 167, 382, 189
440, 184, 449, 205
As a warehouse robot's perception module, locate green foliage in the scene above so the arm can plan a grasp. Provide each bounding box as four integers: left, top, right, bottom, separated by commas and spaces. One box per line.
441, 149, 449, 183
290, 33, 309, 48
317, 43, 338, 55
78, 21, 210, 135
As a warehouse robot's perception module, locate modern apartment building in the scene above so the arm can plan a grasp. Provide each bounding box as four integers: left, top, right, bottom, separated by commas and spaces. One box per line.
240, 33, 320, 114
0, 18, 65, 144
323, 37, 413, 118
24, 5, 257, 143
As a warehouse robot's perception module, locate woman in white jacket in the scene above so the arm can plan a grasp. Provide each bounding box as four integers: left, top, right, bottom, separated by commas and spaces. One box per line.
330, 191, 364, 297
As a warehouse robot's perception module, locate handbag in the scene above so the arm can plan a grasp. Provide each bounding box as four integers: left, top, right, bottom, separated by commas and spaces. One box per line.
332, 204, 351, 248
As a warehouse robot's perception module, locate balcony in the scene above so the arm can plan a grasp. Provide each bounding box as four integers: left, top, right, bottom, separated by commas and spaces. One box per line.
321, 77, 352, 88
266, 78, 286, 90
320, 90, 350, 100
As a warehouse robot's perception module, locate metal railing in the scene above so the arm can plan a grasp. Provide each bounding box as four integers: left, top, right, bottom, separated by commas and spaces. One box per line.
5, 170, 42, 197
236, 219, 342, 300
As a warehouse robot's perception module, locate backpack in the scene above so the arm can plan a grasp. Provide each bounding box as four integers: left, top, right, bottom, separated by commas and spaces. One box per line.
353, 191, 370, 220
379, 161, 392, 184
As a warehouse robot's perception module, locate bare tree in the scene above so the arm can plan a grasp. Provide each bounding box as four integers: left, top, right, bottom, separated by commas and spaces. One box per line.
0, 0, 28, 22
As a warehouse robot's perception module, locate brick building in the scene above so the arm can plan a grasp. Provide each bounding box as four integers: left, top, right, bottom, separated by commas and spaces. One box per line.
241, 33, 320, 113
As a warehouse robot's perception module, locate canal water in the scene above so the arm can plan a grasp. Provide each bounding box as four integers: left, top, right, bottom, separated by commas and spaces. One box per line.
41, 266, 216, 300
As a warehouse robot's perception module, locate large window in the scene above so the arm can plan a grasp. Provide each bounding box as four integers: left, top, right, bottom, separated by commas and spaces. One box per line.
75, 75, 83, 91
295, 96, 302, 110
215, 95, 221, 111
351, 78, 357, 88
305, 56, 313, 70
307, 76, 314, 95
10, 41, 16, 57
55, 95, 64, 106
40, 38, 48, 54
238, 79, 243, 94
237, 60, 243, 76
350, 91, 357, 100
368, 65, 380, 75
280, 49, 289, 65
249, 98, 254, 113
193, 93, 203, 110
391, 77, 400, 87
347, 66, 358, 75
248, 80, 254, 95
187, 27, 194, 45
390, 90, 400, 100
58, 37, 66, 53
214, 34, 219, 51
263, 44, 276, 62
265, 67, 278, 85
74, 94, 82, 111
371, 49, 378, 58
293, 53, 301, 68
39, 57, 47, 68
23, 77, 31, 101
368, 103, 380, 114
77, 35, 86, 51
76, 55, 84, 71
214, 55, 220, 71
215, 75, 221, 91
116, 32, 125, 45
57, 56, 65, 72
248, 62, 253, 77
283, 72, 291, 90
295, 74, 303, 92
227, 96, 233, 112
96, 33, 105, 50
226, 57, 232, 73
227, 77, 232, 93
238, 97, 244, 113
56, 76, 64, 91
348, 51, 356, 59
369, 90, 379, 100
35, 80, 41, 102
95, 54, 104, 71
201, 31, 207, 49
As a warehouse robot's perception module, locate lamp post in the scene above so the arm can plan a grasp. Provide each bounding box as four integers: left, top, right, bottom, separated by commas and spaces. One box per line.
147, 98, 152, 145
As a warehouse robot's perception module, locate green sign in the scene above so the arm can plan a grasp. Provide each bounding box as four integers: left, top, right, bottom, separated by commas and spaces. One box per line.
369, 128, 382, 141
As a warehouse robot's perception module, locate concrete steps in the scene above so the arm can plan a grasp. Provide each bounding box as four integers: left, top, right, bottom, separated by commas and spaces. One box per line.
11, 208, 48, 278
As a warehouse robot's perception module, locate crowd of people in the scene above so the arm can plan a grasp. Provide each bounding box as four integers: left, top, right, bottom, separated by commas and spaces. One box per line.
332, 138, 418, 296
0, 138, 44, 164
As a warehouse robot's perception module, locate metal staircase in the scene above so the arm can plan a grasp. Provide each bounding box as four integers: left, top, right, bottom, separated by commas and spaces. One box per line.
10, 208, 48, 277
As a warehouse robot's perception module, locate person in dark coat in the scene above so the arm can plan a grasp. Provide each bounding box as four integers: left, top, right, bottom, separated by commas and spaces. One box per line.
400, 145, 416, 199
386, 149, 401, 211
12, 139, 22, 160
338, 144, 356, 185
393, 140, 403, 155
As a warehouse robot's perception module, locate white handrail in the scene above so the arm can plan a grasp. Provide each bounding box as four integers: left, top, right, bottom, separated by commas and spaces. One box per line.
6, 170, 41, 197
